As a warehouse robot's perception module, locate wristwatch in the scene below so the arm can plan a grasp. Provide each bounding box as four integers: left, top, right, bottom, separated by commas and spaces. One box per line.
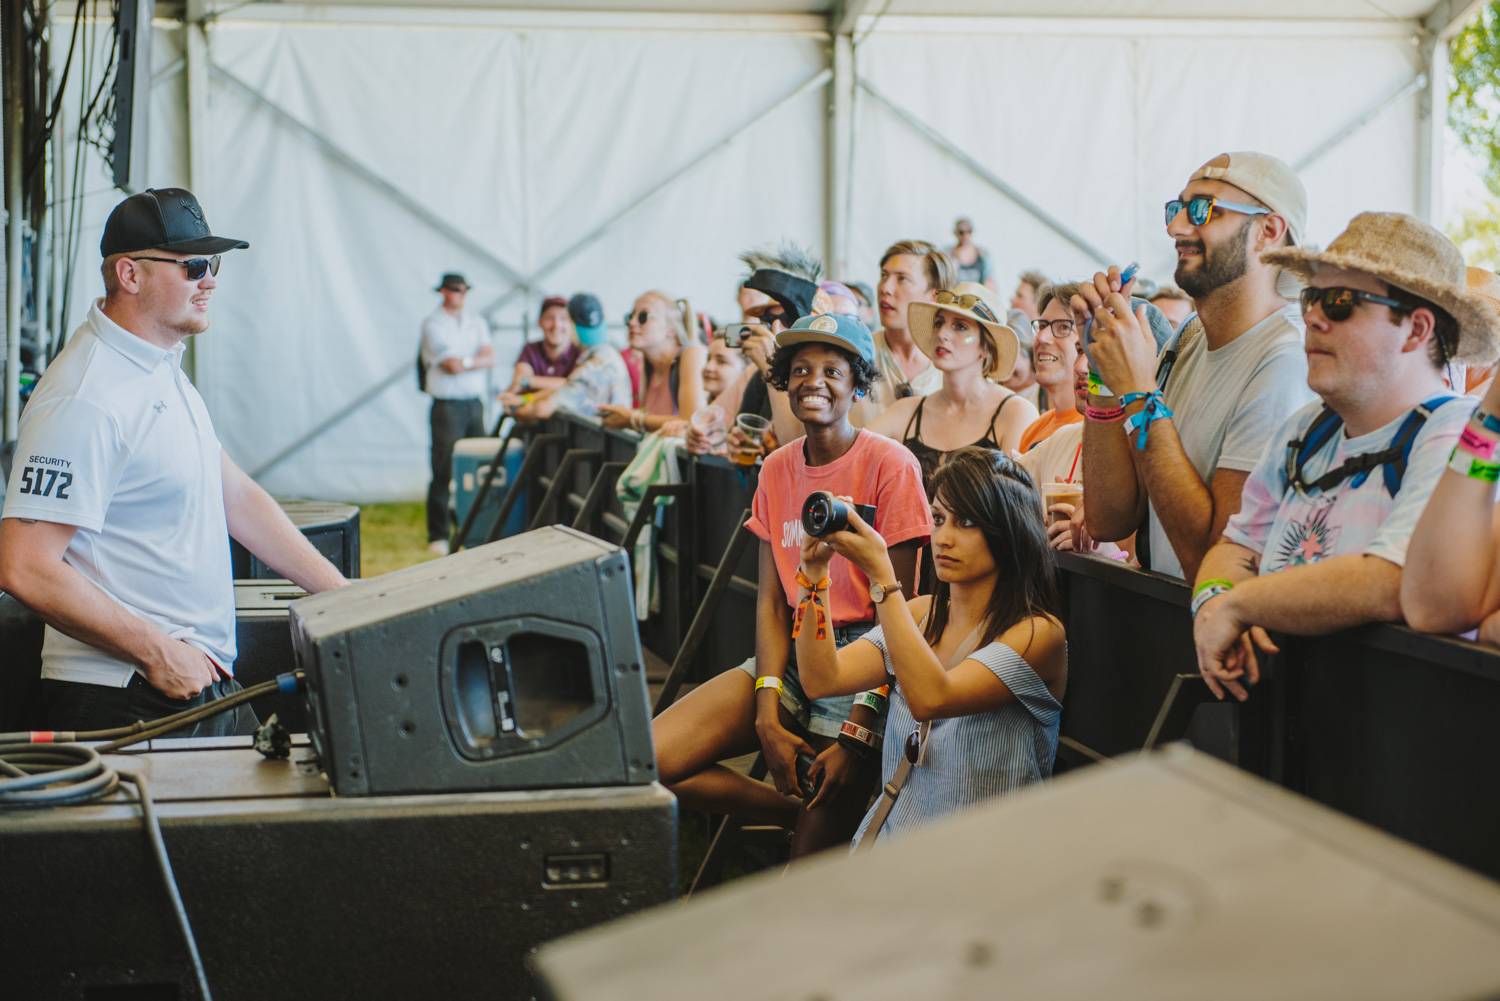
868, 580, 902, 604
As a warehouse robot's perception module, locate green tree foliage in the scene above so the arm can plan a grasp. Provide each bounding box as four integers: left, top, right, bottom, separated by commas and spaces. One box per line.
1449, 4, 1500, 264
1451, 2, 1500, 197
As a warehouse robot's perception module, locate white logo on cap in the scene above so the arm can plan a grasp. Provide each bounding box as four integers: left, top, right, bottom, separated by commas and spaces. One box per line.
809, 315, 838, 334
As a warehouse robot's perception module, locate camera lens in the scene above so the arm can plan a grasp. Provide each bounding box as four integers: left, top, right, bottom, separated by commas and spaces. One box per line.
801, 491, 849, 538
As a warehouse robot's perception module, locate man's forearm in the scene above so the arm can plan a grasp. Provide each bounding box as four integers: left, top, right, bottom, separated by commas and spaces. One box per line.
226, 482, 346, 594
1132, 417, 1217, 577
1229, 554, 1402, 636
1194, 540, 1260, 591
1080, 418, 1144, 542
4, 557, 172, 671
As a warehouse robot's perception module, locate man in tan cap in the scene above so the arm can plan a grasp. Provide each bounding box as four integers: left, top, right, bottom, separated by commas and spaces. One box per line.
1190, 212, 1499, 701
1079, 151, 1315, 582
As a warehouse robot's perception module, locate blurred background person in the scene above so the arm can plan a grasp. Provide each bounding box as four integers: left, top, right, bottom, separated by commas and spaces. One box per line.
506, 295, 579, 396
1003, 308, 1042, 410
1009, 269, 1050, 321
1148, 284, 1195, 330
502, 292, 630, 422
598, 289, 707, 432
947, 216, 996, 291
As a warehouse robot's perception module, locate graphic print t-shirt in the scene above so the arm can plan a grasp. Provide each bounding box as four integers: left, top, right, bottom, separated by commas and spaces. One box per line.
1222, 396, 1473, 574
746, 430, 932, 625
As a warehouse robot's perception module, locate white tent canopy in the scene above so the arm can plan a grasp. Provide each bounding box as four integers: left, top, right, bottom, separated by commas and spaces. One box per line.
44, 0, 1484, 500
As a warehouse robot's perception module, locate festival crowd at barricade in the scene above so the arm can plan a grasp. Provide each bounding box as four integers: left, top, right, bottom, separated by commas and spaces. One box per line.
12, 148, 1500, 862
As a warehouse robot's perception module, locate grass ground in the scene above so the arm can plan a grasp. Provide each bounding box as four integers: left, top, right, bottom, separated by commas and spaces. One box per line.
359, 501, 441, 577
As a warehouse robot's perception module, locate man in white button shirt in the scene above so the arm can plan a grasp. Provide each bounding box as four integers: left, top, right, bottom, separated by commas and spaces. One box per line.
0, 187, 347, 733
419, 272, 493, 553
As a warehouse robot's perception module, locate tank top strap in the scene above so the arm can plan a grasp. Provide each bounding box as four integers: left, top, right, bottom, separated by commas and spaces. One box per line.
979, 392, 1016, 447
902, 397, 928, 442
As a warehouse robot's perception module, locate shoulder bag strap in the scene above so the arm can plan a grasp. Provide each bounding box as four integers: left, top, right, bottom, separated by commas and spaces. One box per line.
856, 618, 987, 851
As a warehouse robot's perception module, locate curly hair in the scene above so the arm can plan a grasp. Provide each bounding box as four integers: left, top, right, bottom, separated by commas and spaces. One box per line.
766, 341, 879, 396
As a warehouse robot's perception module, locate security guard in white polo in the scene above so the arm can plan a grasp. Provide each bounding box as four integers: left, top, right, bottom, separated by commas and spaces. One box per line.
0, 187, 347, 732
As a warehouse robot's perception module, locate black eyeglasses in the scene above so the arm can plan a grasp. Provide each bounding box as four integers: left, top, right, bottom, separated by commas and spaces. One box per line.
1299, 286, 1408, 322
1164, 196, 1270, 228
129, 255, 221, 280
1031, 317, 1077, 338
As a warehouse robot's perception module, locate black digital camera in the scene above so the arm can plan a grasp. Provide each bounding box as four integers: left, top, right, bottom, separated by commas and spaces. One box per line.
801, 491, 877, 538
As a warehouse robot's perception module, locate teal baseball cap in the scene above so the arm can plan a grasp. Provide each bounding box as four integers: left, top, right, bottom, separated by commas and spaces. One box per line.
775, 312, 875, 365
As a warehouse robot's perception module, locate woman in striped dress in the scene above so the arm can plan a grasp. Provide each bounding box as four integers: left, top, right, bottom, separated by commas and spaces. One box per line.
793, 446, 1066, 844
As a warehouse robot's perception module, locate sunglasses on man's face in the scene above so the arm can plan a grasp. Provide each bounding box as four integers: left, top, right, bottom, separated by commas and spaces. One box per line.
1163, 196, 1270, 228
1298, 286, 1409, 323
129, 254, 222, 280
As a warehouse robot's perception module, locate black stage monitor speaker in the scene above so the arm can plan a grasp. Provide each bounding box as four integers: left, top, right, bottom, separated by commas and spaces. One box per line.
230, 499, 360, 579
291, 525, 655, 796
233, 579, 306, 731
536, 746, 1500, 1001
0, 739, 677, 1001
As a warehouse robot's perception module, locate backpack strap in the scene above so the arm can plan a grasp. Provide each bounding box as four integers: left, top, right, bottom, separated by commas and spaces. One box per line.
1284, 394, 1462, 499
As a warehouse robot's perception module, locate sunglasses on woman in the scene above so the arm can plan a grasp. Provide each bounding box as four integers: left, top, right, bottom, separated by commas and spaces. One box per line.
129, 254, 222, 280
1163, 196, 1270, 228
1298, 286, 1409, 322
934, 289, 999, 323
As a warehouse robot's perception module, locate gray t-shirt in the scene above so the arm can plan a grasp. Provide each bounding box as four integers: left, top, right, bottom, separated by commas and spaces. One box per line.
1147, 305, 1313, 579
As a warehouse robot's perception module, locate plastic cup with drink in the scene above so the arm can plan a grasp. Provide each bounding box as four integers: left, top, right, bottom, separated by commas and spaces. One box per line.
733, 413, 774, 467
1042, 481, 1084, 527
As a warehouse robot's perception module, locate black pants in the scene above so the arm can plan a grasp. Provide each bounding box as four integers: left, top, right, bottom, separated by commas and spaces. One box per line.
40, 674, 260, 736
427, 397, 485, 542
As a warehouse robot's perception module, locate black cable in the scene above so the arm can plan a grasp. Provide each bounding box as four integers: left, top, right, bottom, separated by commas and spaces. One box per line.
114, 768, 214, 1001
0, 670, 304, 999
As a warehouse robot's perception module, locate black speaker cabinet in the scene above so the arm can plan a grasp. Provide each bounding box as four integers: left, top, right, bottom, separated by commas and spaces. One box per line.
291, 525, 655, 796
233, 579, 307, 732
0, 592, 45, 730
537, 746, 1500, 1001
230, 499, 361, 579
0, 739, 676, 1001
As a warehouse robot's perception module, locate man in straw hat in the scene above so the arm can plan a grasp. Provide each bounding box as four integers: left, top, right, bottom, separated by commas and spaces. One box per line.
1079, 151, 1315, 582
1189, 212, 1500, 701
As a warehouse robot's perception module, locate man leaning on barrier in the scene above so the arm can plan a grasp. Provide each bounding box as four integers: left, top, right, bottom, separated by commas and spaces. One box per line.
1189, 213, 1500, 701
1078, 152, 1314, 582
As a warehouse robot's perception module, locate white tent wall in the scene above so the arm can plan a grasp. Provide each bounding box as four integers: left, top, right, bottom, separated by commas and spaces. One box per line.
848, 17, 1424, 299
43, 4, 1455, 503
199, 11, 826, 499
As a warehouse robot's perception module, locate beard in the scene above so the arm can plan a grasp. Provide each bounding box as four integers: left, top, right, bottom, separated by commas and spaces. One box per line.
1175, 218, 1252, 299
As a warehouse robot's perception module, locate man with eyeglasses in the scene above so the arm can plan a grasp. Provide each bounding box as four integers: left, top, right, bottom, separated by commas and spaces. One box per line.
1078, 151, 1315, 581
0, 188, 347, 733
1189, 213, 1498, 701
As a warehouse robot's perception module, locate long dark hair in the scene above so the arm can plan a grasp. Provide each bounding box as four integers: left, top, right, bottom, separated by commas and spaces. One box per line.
923, 447, 1061, 650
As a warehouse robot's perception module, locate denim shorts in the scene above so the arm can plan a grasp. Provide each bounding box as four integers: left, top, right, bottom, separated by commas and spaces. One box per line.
734, 620, 881, 739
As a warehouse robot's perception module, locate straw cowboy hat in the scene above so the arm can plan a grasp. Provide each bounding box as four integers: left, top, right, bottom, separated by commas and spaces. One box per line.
907, 281, 1020, 380
1263, 212, 1500, 366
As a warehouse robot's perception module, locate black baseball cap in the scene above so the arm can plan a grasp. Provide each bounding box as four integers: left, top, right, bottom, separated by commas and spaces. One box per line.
100, 187, 248, 258
746, 268, 817, 322
568, 293, 604, 329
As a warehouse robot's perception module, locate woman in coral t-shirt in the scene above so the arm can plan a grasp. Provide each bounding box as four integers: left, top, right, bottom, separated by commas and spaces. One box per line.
653, 312, 933, 857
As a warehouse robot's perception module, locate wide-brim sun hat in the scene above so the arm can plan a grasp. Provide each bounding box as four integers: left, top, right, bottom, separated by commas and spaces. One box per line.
1263, 212, 1500, 367
907, 281, 1019, 380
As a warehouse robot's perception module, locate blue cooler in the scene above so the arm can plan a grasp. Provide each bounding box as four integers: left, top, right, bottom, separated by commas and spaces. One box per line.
452, 437, 525, 543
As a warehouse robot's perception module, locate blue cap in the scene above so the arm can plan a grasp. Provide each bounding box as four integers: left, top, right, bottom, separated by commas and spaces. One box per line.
776, 312, 875, 366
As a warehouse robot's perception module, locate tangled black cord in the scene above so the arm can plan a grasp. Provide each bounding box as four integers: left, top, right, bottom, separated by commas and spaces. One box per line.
0, 671, 304, 1001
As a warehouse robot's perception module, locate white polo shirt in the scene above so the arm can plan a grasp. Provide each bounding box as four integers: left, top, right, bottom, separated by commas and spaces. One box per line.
419, 306, 490, 400
2, 301, 236, 687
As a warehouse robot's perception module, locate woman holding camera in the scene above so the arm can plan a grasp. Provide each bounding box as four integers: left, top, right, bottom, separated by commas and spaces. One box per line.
653, 312, 933, 856
795, 447, 1066, 844
864, 282, 1038, 494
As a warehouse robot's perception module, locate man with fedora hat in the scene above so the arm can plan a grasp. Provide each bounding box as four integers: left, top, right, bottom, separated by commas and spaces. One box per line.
1079, 151, 1316, 583
0, 187, 347, 732
1190, 212, 1500, 702
419, 272, 493, 554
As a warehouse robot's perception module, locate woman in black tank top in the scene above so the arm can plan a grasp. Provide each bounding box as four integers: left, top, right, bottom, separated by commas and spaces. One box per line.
864, 282, 1039, 496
